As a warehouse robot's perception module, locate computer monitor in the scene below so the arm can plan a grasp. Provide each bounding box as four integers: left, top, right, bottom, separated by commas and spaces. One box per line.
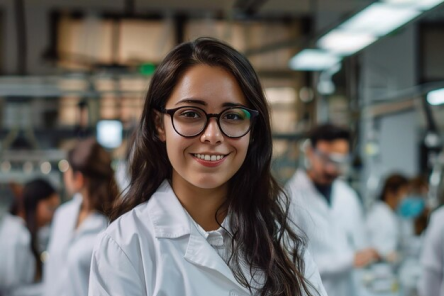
96, 120, 123, 149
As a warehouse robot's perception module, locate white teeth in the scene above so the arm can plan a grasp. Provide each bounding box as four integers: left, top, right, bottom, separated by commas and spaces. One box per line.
194, 154, 225, 161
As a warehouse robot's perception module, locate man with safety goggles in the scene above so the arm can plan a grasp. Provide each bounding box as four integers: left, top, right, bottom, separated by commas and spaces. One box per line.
286, 123, 379, 296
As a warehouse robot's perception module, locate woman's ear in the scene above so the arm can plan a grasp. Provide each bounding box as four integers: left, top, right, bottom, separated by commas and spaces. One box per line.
154, 111, 166, 142
72, 171, 85, 190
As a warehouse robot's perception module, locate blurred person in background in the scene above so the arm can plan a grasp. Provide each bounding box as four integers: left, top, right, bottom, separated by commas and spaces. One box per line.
1, 178, 59, 296
43, 138, 118, 296
0, 203, 34, 295
21, 179, 60, 281
417, 202, 444, 296
8, 182, 24, 218
366, 173, 409, 263
286, 123, 379, 296
404, 175, 430, 238
396, 175, 429, 296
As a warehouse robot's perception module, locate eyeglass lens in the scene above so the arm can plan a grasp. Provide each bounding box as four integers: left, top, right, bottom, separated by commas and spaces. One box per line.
172, 107, 253, 138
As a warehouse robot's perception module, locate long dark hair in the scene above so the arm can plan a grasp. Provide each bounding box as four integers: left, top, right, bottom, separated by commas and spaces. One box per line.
110, 37, 316, 296
22, 178, 56, 281
68, 137, 118, 215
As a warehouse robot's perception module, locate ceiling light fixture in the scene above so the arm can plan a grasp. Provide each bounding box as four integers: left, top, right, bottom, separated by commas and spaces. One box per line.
288, 49, 342, 71
427, 88, 444, 105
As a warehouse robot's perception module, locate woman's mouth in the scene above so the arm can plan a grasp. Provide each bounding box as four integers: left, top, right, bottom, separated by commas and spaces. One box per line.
192, 154, 227, 161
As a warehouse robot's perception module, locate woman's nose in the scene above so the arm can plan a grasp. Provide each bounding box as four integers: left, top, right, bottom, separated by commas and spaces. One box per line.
200, 118, 224, 144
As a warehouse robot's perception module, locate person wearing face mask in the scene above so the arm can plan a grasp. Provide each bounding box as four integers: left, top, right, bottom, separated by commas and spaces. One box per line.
366, 174, 410, 263
395, 176, 428, 296
285, 123, 379, 296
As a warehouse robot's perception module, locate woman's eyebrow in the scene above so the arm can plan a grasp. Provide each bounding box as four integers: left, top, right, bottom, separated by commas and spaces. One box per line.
175, 99, 246, 108
222, 102, 245, 108
175, 98, 206, 106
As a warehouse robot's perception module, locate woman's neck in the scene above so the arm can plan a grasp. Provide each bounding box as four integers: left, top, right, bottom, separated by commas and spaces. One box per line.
76, 189, 94, 229
171, 177, 228, 232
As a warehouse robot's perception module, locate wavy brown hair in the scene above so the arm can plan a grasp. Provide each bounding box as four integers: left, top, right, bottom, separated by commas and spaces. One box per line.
68, 137, 118, 215
110, 37, 317, 296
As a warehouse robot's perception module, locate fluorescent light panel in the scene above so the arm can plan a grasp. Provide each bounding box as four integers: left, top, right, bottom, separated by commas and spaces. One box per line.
340, 3, 421, 37
317, 30, 377, 56
288, 49, 341, 71
427, 88, 444, 105
383, 0, 444, 10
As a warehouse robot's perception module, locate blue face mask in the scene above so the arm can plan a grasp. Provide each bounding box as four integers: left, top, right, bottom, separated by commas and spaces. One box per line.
397, 196, 426, 219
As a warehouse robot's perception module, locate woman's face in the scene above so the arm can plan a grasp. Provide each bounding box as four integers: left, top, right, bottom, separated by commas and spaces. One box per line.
158, 64, 251, 192
36, 193, 60, 228
63, 167, 83, 195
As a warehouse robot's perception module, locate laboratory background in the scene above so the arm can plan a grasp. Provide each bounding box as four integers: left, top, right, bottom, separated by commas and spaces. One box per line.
1, 0, 444, 296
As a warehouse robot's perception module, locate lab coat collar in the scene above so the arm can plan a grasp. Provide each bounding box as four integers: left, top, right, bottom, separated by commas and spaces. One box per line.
69, 193, 108, 236
148, 180, 191, 238
294, 169, 336, 205
148, 180, 251, 295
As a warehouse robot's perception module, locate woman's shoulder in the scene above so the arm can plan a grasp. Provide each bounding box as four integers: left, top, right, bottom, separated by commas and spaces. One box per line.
430, 206, 444, 225
103, 200, 155, 247
54, 194, 82, 215
367, 201, 393, 219
0, 213, 30, 244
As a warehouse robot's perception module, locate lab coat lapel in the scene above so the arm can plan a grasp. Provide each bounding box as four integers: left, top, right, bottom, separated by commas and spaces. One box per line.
294, 170, 330, 212
183, 227, 248, 293
149, 181, 250, 293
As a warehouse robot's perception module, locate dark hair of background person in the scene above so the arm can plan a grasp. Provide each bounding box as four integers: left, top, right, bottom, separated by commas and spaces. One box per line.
308, 123, 351, 148
109, 37, 318, 296
379, 173, 409, 202
8, 182, 24, 216
67, 137, 118, 215
22, 179, 56, 282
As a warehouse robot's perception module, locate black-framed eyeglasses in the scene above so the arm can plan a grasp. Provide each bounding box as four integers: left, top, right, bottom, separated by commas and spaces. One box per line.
160, 106, 259, 138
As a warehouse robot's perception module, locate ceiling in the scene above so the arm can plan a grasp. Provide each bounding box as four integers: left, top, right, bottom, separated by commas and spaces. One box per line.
7, 0, 371, 18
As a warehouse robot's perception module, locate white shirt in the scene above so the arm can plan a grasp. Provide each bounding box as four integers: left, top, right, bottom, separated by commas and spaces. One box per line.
43, 194, 108, 296
0, 212, 35, 294
418, 206, 444, 296
88, 180, 327, 296
366, 201, 399, 257
286, 169, 367, 296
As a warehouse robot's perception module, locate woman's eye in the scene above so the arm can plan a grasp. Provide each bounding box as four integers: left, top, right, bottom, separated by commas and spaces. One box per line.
225, 113, 242, 120
180, 110, 201, 118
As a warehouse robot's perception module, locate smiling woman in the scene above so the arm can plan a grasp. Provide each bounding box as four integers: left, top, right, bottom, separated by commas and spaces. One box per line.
88, 37, 327, 296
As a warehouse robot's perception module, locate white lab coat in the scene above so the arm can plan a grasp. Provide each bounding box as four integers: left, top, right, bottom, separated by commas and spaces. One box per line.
43, 194, 108, 296
286, 169, 367, 296
418, 206, 444, 296
88, 180, 327, 296
0, 212, 35, 295
366, 201, 399, 257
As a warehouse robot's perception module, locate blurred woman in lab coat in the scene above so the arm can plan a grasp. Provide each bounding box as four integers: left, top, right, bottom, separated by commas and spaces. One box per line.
43, 138, 118, 296
1, 178, 59, 296
89, 37, 327, 296
22, 179, 60, 282
0, 209, 33, 295
366, 173, 409, 261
